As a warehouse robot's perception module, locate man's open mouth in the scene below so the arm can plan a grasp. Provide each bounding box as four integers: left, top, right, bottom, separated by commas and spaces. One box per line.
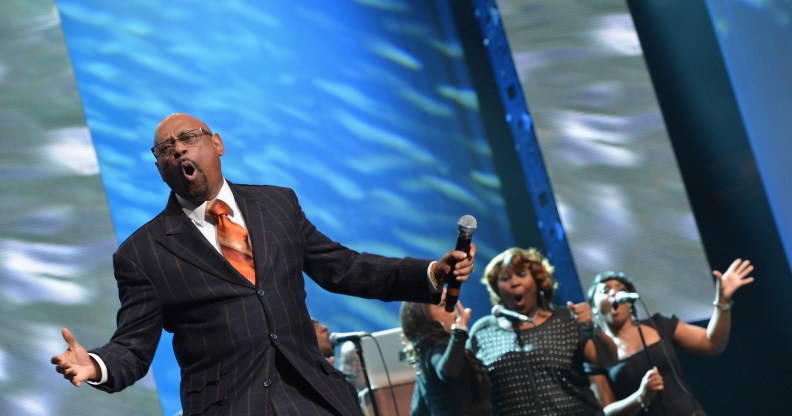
180, 160, 197, 179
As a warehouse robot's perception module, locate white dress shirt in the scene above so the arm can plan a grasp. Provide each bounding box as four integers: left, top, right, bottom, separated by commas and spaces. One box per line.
175, 179, 249, 252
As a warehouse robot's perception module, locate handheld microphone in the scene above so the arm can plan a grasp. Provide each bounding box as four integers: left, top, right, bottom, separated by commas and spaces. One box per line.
491, 304, 532, 322
611, 292, 640, 310
329, 331, 370, 347
445, 215, 477, 313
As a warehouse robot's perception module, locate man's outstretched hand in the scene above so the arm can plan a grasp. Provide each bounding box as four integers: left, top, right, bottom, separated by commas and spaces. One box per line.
51, 327, 99, 387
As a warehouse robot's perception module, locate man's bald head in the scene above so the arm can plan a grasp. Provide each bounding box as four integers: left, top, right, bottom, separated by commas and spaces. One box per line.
153, 113, 225, 204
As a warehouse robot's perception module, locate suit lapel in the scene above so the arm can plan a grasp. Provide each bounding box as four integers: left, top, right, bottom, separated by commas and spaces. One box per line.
158, 193, 251, 287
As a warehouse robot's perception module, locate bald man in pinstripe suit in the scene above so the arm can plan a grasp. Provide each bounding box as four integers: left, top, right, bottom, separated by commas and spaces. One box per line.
51, 113, 476, 415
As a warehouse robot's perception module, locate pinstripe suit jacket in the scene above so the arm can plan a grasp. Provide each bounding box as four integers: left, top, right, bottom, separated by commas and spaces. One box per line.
90, 184, 438, 415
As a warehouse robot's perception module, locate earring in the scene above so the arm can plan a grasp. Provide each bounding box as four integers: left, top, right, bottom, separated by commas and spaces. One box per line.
538, 290, 549, 310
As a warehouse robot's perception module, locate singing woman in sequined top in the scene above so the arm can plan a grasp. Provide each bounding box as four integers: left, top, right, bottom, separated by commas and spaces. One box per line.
469, 247, 618, 416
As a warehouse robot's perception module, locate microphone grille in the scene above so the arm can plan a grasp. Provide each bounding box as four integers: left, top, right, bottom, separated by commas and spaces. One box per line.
458, 214, 477, 231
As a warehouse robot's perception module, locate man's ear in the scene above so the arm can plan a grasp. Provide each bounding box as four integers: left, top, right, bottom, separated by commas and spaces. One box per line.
213, 133, 224, 156
154, 161, 167, 182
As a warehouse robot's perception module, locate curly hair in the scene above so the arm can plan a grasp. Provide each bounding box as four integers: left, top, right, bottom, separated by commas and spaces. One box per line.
481, 247, 557, 309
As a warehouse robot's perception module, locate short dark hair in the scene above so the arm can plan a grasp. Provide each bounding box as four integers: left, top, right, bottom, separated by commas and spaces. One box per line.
586, 271, 637, 304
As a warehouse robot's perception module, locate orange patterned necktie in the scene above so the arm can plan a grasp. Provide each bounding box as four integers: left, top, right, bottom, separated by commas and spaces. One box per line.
207, 199, 256, 285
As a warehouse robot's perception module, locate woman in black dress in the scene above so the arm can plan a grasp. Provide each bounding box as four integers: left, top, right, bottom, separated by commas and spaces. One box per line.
586, 259, 754, 415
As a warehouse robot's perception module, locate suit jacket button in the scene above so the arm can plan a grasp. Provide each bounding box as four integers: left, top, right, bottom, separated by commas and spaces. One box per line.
270, 333, 278, 340
262, 379, 272, 388
257, 289, 266, 297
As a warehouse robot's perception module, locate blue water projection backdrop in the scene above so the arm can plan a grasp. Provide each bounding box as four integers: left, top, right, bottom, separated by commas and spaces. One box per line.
57, 1, 517, 413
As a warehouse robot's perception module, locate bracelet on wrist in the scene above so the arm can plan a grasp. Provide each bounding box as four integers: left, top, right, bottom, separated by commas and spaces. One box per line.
713, 299, 734, 311
428, 261, 441, 289
451, 322, 468, 332
637, 394, 649, 412
579, 321, 601, 338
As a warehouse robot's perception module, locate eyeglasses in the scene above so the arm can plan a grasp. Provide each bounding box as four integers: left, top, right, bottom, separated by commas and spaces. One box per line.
151, 127, 213, 158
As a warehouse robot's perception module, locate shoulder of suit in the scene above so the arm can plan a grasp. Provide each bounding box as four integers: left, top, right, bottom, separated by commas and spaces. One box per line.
114, 211, 167, 254
229, 184, 302, 210
229, 183, 296, 196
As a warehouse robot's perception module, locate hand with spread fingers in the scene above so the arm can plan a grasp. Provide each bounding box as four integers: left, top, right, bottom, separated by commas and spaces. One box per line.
50, 328, 98, 387
714, 258, 755, 305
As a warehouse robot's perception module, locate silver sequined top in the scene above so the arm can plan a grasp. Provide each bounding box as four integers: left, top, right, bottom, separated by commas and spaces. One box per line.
469, 308, 602, 416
